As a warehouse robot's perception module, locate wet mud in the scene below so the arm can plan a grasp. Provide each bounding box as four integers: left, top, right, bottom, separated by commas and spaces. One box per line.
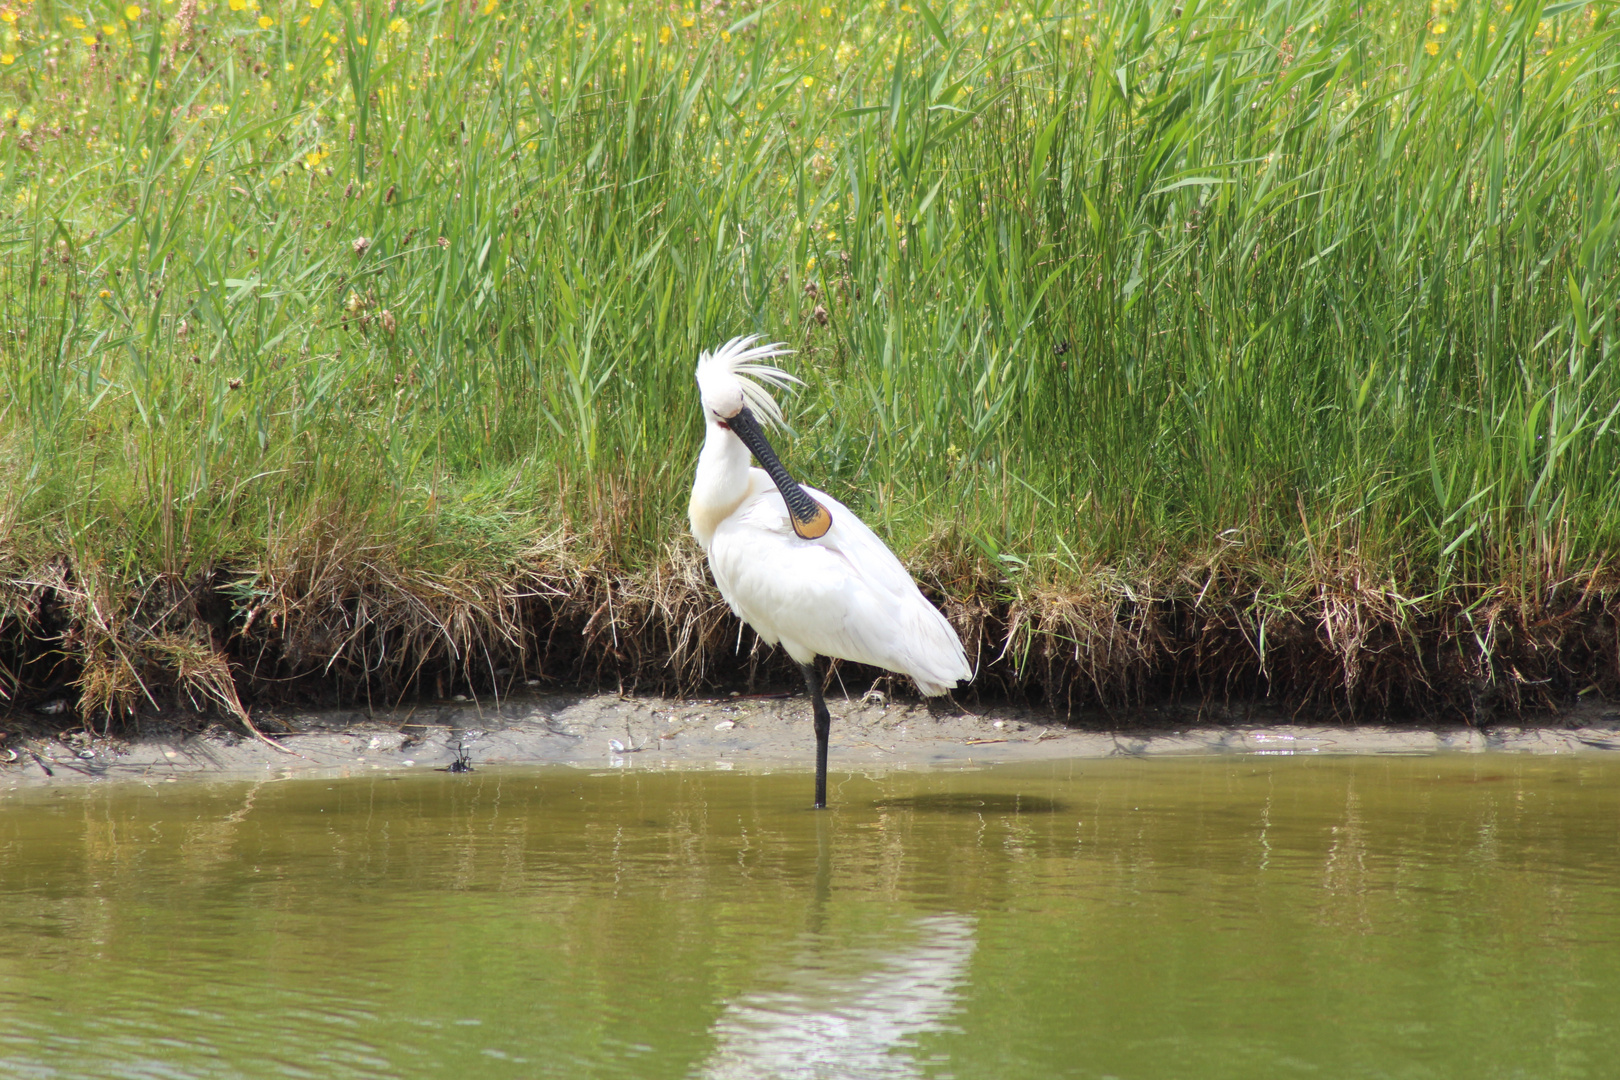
6, 691, 1620, 790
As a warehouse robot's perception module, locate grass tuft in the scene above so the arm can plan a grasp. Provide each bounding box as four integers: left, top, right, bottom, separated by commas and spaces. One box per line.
1, 0, 1617, 725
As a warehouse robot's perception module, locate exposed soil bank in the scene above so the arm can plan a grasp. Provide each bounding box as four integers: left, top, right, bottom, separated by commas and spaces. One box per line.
5, 554, 1620, 732
6, 691, 1620, 791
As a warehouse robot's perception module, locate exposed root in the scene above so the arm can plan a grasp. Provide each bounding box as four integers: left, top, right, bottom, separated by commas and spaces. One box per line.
156, 632, 296, 755
0, 537, 1616, 731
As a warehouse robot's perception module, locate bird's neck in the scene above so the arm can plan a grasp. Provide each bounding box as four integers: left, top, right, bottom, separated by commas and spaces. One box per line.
689, 420, 753, 550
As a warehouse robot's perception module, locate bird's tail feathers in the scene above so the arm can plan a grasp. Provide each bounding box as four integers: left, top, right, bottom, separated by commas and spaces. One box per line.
899, 604, 974, 697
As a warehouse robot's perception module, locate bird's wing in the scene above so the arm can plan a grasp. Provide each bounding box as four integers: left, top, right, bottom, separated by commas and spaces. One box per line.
708, 483, 970, 692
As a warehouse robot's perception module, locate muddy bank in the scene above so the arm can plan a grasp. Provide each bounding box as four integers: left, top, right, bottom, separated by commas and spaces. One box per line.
6, 551, 1620, 733
6, 691, 1620, 790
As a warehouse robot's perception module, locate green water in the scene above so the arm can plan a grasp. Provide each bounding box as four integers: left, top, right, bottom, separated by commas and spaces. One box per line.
2, 755, 1618, 1079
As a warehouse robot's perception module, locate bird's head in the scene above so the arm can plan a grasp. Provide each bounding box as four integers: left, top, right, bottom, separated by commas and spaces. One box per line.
694, 336, 831, 540
695, 335, 799, 430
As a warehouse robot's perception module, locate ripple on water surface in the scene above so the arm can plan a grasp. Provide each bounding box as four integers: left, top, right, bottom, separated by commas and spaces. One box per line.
1, 754, 1618, 1079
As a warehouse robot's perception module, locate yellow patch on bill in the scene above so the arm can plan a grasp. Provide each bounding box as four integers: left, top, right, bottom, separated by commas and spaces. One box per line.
791, 501, 833, 541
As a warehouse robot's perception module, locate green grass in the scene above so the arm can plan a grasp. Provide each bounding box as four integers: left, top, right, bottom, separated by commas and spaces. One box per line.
1, 0, 1617, 718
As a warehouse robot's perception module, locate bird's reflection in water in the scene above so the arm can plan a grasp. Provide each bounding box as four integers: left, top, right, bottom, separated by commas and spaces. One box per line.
697, 914, 975, 1080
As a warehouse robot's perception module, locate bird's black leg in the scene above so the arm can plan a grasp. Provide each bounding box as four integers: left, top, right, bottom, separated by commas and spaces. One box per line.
801, 660, 832, 809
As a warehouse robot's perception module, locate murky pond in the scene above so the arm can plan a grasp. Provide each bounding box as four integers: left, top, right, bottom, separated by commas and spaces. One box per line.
3, 754, 1618, 1079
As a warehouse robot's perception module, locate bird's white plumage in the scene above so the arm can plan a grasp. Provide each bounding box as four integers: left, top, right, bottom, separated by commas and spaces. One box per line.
709, 476, 969, 693
689, 337, 971, 696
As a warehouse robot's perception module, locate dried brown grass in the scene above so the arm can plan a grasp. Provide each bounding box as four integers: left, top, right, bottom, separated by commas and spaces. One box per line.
1, 536, 1616, 733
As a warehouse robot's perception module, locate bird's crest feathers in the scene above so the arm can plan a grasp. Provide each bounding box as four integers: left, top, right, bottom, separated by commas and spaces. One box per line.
696, 335, 799, 429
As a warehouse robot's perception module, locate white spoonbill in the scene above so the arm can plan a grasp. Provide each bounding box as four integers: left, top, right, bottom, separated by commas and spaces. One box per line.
688, 336, 972, 808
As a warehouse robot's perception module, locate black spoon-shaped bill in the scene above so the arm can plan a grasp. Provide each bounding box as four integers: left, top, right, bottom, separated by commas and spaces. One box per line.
725, 407, 832, 541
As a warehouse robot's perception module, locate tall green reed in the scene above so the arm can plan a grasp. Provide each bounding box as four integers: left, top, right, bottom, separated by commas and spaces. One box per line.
0, 0, 1612, 600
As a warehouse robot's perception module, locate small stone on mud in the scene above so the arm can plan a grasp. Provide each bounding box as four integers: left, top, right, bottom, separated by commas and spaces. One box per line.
714, 720, 736, 731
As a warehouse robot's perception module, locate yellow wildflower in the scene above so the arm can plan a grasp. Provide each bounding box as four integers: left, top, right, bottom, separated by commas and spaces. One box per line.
258, 14, 271, 26
125, 4, 140, 19
1424, 40, 1439, 55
